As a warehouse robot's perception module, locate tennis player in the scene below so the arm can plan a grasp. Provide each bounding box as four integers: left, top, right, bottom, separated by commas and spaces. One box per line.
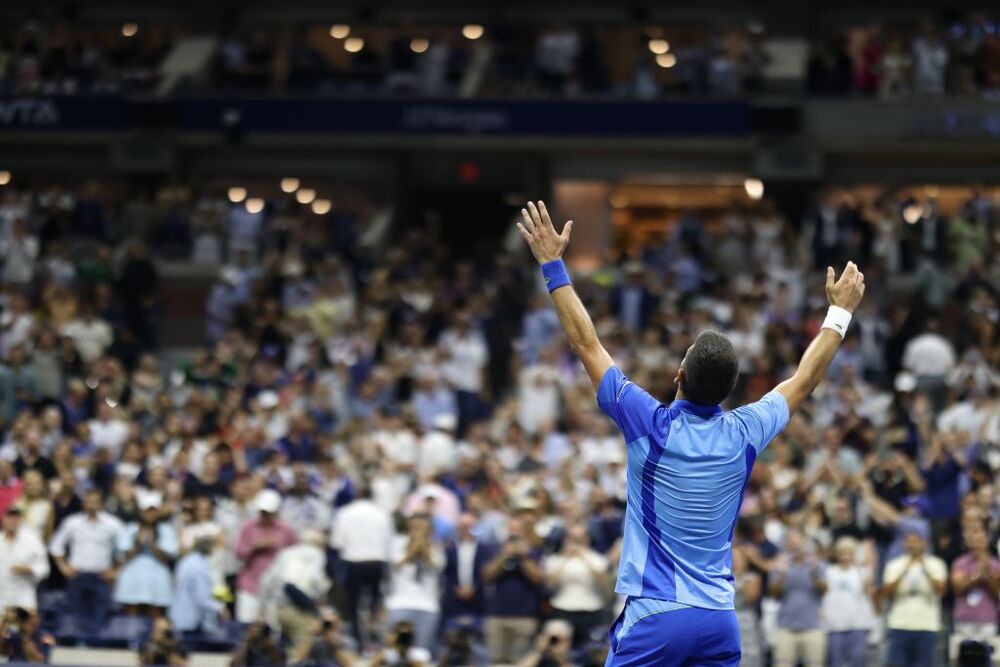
517, 201, 865, 666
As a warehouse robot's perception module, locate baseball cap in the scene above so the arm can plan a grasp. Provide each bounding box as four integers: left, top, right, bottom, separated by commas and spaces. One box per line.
254, 489, 282, 514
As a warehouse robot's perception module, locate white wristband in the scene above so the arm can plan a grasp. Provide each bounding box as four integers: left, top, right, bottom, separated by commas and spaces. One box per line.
822, 305, 852, 338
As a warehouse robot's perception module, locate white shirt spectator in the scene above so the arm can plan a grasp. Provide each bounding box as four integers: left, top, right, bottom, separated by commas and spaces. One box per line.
419, 428, 457, 477
384, 536, 444, 614
822, 563, 874, 631
0, 526, 50, 610
912, 36, 948, 94
518, 362, 562, 434
0, 308, 34, 359
0, 234, 38, 285
545, 550, 608, 612
259, 540, 330, 622
49, 511, 124, 572
883, 553, 947, 632
439, 327, 488, 394
457, 541, 477, 589
374, 427, 418, 466
331, 498, 393, 563
902, 332, 956, 378
88, 416, 130, 459
280, 494, 332, 536
61, 316, 113, 363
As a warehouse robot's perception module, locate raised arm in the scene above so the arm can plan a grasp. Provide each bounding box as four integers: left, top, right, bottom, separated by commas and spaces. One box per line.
518, 201, 613, 389
775, 262, 865, 414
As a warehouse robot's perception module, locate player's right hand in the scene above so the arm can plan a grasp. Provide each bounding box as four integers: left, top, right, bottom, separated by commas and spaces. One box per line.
826, 261, 865, 313
517, 201, 573, 264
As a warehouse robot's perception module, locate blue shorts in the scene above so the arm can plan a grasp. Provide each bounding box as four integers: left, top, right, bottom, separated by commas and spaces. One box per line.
605, 597, 741, 667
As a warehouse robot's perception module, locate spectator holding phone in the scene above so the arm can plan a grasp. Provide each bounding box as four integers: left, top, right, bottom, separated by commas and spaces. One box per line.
482, 516, 544, 663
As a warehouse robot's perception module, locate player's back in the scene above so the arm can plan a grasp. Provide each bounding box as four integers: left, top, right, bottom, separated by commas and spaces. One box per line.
597, 366, 789, 610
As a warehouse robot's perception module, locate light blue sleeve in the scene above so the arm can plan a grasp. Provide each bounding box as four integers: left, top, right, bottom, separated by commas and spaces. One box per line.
729, 390, 790, 454
596, 366, 666, 444
116, 524, 136, 555
157, 524, 179, 558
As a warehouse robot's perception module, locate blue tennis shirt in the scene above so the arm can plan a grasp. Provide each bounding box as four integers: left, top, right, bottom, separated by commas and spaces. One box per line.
597, 366, 790, 610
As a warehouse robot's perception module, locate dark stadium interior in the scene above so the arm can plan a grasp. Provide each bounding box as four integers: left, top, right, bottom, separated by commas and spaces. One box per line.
0, 1, 998, 666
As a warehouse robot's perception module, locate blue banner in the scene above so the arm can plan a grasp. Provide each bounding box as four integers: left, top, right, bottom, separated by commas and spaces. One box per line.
178, 97, 751, 137
0, 96, 124, 130
0, 95, 751, 137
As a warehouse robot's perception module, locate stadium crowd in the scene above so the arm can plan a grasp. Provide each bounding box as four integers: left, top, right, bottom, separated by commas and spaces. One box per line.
4, 14, 1000, 98
0, 179, 998, 667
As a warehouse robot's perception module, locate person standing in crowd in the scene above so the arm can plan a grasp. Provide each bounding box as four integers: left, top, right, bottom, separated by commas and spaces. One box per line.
769, 529, 828, 667
170, 535, 228, 636
515, 619, 574, 667
330, 485, 394, 651
731, 546, 763, 667
113, 492, 178, 614
543, 523, 608, 648
442, 512, 493, 627
822, 536, 874, 667
233, 489, 297, 624
881, 526, 947, 667
482, 516, 545, 664
0, 459, 23, 517
0, 506, 49, 612
384, 514, 444, 654
48, 488, 123, 637
258, 528, 330, 654
139, 617, 188, 667
949, 527, 1000, 645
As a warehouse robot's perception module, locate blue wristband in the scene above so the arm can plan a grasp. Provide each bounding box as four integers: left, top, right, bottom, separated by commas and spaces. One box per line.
541, 259, 571, 293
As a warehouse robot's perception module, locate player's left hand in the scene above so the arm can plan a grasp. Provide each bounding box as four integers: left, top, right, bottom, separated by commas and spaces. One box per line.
517, 200, 573, 264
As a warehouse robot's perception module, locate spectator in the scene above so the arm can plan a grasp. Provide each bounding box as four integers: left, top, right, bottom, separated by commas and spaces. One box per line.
331, 485, 394, 650
442, 512, 494, 626
113, 491, 178, 613
949, 527, 1000, 645
48, 488, 123, 637
0, 607, 53, 664
258, 528, 330, 654
881, 527, 947, 667
290, 609, 356, 666
0, 458, 23, 517
280, 465, 331, 535
384, 514, 444, 653
140, 617, 188, 667
60, 302, 113, 364
732, 546, 763, 666
482, 516, 545, 664
230, 620, 284, 667
418, 414, 458, 479
439, 312, 490, 432
0, 506, 49, 611
13, 470, 51, 537
543, 523, 607, 647
0, 345, 37, 423
170, 535, 228, 636
233, 489, 297, 624
769, 529, 827, 667
823, 536, 874, 667
515, 618, 573, 667
912, 25, 949, 95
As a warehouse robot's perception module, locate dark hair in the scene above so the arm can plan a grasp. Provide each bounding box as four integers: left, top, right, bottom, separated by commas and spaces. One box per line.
680, 330, 738, 406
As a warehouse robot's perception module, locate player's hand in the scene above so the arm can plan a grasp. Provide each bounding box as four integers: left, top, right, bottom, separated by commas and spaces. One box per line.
825, 261, 865, 313
517, 200, 573, 264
